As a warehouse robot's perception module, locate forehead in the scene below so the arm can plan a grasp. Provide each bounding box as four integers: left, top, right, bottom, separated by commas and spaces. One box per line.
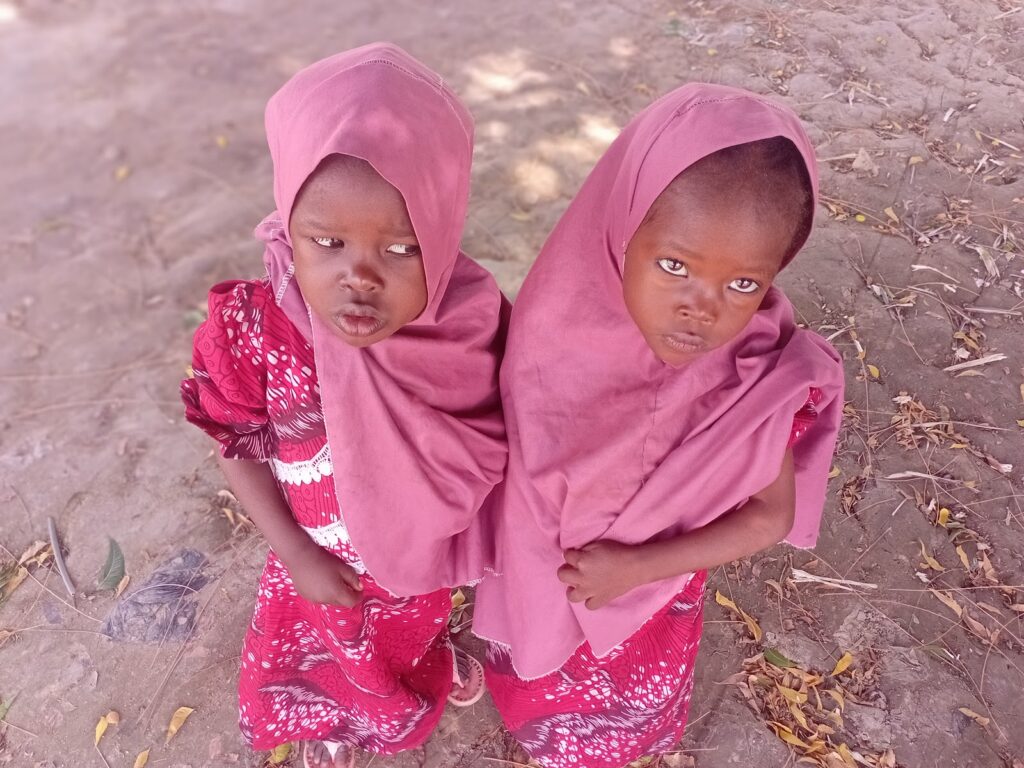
639, 184, 790, 274
292, 155, 412, 225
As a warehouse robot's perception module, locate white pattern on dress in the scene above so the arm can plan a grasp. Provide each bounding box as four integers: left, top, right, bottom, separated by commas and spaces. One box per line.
300, 520, 367, 574
271, 443, 333, 485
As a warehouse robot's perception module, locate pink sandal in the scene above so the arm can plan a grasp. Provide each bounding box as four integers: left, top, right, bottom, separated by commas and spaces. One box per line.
447, 646, 486, 707
302, 740, 355, 768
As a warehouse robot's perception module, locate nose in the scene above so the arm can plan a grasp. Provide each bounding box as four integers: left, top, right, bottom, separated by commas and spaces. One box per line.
338, 250, 383, 293
675, 284, 716, 325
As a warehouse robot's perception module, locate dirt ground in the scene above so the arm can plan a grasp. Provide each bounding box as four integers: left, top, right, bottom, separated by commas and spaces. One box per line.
2, 0, 1023, 766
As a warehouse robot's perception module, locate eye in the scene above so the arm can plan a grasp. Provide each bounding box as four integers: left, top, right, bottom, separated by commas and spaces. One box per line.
386, 243, 421, 257
657, 258, 688, 277
729, 278, 761, 294
311, 237, 343, 249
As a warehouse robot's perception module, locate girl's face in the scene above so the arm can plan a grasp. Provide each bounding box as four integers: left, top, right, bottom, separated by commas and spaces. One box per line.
623, 177, 794, 366
289, 155, 428, 347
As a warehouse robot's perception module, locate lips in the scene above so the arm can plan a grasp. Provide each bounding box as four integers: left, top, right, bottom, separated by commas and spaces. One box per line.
333, 304, 386, 338
662, 331, 708, 355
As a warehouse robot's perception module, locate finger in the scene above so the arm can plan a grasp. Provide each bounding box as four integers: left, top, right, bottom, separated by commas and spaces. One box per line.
563, 549, 583, 568
566, 586, 587, 603
338, 565, 364, 591
556, 564, 581, 585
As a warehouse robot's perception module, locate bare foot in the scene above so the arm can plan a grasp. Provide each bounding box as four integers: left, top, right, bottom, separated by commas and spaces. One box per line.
303, 741, 355, 768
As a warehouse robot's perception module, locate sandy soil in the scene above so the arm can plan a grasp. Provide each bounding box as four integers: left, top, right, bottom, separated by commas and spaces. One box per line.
1, 1, 1023, 766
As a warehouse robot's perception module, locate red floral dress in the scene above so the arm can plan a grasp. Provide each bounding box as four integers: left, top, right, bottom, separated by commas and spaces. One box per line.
485, 389, 823, 768
182, 280, 454, 753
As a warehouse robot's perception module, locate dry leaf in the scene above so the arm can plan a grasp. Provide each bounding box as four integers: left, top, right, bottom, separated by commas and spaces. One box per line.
908, 155, 925, 165
866, 364, 880, 379
828, 465, 842, 479
936, 507, 950, 527
883, 206, 899, 224
956, 546, 970, 569
165, 706, 195, 744
958, 707, 990, 727
929, 589, 963, 617
133, 749, 150, 768
830, 652, 853, 676
116, 574, 131, 597
94, 710, 118, 745
269, 743, 292, 764
215, 135, 229, 149
114, 164, 131, 181
918, 540, 945, 571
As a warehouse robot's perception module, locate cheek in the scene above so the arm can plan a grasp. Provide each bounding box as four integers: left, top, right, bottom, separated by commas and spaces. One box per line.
391, 261, 429, 319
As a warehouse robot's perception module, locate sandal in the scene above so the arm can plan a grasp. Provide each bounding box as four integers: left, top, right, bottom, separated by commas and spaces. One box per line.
302, 740, 356, 768
448, 645, 486, 707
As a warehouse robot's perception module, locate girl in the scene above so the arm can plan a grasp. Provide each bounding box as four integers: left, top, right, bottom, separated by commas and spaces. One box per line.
473, 84, 845, 767
181, 44, 507, 768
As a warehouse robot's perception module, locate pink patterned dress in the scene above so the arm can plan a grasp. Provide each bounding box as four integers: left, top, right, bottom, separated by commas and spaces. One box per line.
182, 280, 454, 753
485, 389, 822, 768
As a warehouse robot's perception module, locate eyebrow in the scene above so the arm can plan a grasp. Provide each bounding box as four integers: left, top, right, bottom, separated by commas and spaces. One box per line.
294, 215, 417, 238
661, 241, 776, 279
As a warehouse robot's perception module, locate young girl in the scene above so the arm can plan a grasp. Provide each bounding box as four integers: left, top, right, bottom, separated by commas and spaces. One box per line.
473, 84, 845, 767
181, 44, 508, 768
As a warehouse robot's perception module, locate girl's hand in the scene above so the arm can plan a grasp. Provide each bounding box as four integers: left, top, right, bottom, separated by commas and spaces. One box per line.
282, 541, 364, 608
557, 540, 644, 610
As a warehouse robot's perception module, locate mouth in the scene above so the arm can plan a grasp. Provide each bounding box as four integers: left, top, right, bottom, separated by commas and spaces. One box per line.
662, 331, 708, 355
333, 304, 386, 338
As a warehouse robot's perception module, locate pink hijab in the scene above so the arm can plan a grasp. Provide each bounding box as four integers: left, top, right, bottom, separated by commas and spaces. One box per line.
256, 43, 508, 597
473, 84, 845, 679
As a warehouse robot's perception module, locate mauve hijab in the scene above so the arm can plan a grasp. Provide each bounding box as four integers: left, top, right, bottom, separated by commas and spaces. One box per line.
256, 43, 508, 597
474, 83, 844, 679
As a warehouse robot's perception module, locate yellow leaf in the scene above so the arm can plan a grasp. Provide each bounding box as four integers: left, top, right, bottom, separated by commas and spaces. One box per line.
789, 702, 809, 729
929, 588, 963, 617
165, 706, 194, 744
451, 589, 466, 610
707, 47, 718, 56
114, 164, 131, 181
919, 541, 945, 571
778, 685, 808, 705
830, 652, 853, 676
837, 743, 857, 767
883, 206, 899, 224
867, 364, 880, 379
134, 748, 151, 768
1016, 419, 1024, 428
828, 465, 841, 479
936, 507, 950, 527
854, 214, 866, 223
956, 546, 970, 569
94, 710, 118, 745
775, 726, 812, 749
94, 716, 108, 746
958, 707, 990, 727
116, 574, 130, 597
740, 608, 763, 642
215, 134, 229, 149
908, 155, 925, 165
714, 590, 737, 612
269, 743, 292, 764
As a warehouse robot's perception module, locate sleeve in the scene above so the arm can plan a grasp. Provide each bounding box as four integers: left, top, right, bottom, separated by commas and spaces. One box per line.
180, 281, 275, 461
788, 386, 823, 448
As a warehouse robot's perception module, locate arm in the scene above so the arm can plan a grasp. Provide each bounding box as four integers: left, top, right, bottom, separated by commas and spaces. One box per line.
217, 453, 363, 606
558, 449, 796, 610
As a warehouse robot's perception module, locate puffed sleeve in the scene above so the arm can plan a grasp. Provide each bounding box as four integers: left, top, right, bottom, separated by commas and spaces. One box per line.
181, 281, 275, 461
788, 386, 823, 448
